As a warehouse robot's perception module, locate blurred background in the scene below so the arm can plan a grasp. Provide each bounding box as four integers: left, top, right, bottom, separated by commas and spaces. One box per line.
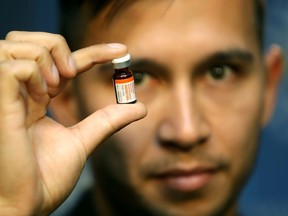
0, 1, 288, 215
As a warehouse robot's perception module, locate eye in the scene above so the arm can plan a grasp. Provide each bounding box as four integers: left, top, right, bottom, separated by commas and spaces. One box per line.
133, 71, 156, 87
132, 70, 161, 93
210, 66, 225, 79
208, 65, 232, 80
204, 65, 239, 84
134, 71, 146, 85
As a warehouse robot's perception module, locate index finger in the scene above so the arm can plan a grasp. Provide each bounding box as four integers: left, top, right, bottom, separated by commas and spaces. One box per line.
71, 43, 128, 74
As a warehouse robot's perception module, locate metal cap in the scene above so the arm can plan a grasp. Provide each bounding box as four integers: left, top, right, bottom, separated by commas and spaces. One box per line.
111, 53, 131, 69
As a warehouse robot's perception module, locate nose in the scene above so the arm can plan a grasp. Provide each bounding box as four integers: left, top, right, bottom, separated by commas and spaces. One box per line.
157, 80, 211, 151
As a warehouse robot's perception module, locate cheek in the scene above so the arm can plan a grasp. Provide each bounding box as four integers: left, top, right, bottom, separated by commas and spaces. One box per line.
212, 110, 260, 170
107, 99, 166, 184
92, 123, 155, 193
200, 80, 264, 175
111, 117, 155, 177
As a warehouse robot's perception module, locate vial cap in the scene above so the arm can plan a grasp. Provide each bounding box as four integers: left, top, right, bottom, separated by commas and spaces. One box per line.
111, 53, 131, 69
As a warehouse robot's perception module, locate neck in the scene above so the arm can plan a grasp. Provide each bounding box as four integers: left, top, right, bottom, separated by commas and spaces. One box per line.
92, 185, 151, 216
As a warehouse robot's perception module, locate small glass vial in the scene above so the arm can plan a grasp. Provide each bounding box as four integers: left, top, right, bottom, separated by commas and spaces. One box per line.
111, 53, 137, 104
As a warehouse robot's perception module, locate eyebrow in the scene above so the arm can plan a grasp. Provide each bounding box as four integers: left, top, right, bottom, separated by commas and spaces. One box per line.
193, 49, 255, 72
129, 49, 254, 72
200, 49, 254, 66
98, 49, 254, 75
97, 59, 168, 74
130, 59, 169, 73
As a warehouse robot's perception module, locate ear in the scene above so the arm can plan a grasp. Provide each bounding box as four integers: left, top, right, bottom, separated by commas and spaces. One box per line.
48, 81, 80, 127
262, 44, 284, 126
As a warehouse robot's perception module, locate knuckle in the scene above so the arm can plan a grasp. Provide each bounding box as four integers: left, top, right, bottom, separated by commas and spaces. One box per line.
22, 60, 38, 74
0, 40, 8, 50
5, 31, 19, 40
0, 60, 38, 77
37, 45, 49, 55
35, 46, 52, 65
0, 40, 5, 50
26, 60, 38, 71
0, 42, 11, 60
52, 33, 66, 44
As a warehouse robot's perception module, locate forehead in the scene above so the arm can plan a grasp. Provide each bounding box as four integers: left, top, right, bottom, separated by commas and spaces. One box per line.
84, 0, 257, 53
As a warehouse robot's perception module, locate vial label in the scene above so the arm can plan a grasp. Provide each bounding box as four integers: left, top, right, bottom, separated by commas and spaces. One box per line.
114, 77, 137, 103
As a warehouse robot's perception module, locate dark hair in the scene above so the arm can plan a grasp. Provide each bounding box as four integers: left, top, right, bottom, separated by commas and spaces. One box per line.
255, 0, 265, 49
60, 0, 265, 51
60, 0, 131, 50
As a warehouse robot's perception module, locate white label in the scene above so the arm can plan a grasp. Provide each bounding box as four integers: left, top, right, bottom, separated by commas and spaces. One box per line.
115, 78, 137, 103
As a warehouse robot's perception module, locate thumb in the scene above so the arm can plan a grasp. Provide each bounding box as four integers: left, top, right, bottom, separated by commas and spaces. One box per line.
70, 102, 147, 157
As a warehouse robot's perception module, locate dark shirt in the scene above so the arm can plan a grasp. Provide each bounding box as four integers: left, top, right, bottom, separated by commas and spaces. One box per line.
66, 190, 97, 216
66, 189, 244, 216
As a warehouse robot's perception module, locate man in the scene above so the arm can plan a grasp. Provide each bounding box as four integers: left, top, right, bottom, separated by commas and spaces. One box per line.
0, 0, 283, 215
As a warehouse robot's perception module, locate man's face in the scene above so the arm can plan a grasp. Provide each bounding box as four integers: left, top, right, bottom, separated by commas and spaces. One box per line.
75, 0, 267, 215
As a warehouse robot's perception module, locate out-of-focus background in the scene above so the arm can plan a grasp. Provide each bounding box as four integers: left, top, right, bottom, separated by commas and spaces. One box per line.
0, 1, 288, 215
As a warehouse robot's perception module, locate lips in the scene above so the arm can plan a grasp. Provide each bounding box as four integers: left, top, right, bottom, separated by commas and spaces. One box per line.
151, 166, 217, 192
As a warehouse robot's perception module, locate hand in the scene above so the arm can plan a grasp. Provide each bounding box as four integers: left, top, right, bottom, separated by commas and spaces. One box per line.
0, 31, 147, 215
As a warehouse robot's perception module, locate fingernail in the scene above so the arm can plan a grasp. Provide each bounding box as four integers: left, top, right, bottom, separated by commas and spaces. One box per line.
51, 63, 60, 84
69, 55, 77, 75
106, 43, 126, 49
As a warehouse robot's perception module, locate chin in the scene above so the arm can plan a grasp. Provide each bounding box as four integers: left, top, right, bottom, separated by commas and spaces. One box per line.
137, 188, 236, 216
